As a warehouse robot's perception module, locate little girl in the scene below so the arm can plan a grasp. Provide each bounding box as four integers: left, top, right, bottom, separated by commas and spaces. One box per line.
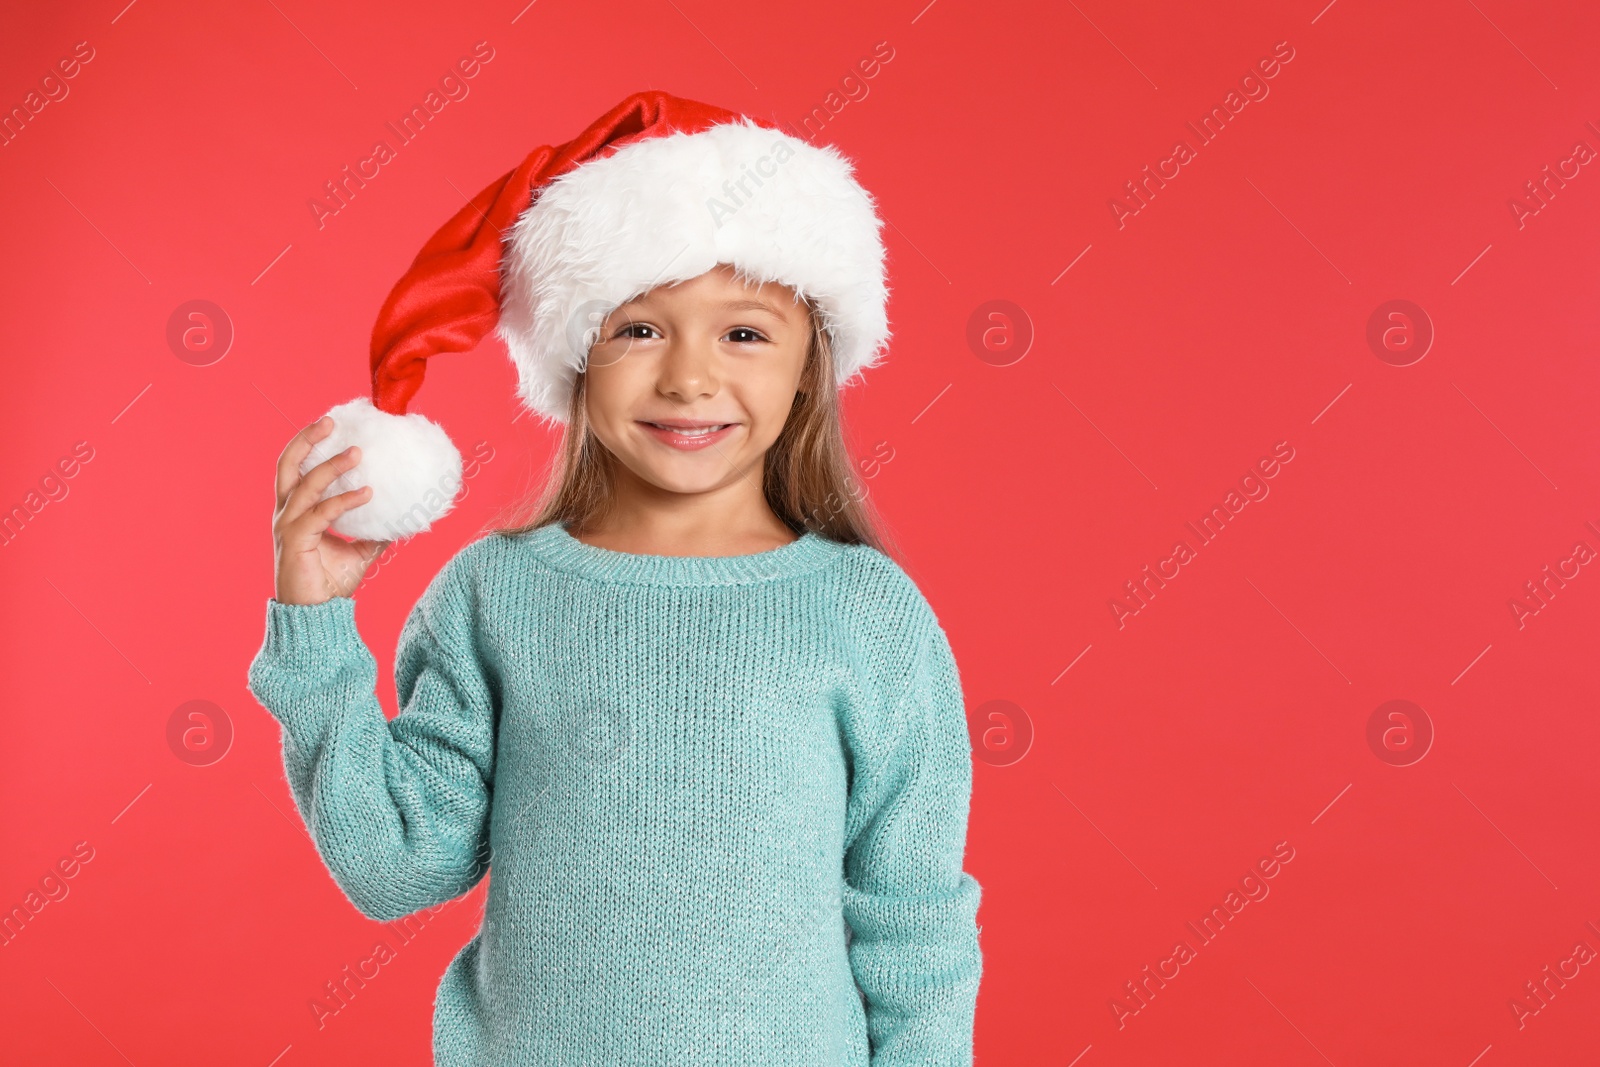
248, 91, 981, 1067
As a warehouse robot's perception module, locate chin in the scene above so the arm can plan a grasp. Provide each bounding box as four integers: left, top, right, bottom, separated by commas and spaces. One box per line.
635, 458, 743, 496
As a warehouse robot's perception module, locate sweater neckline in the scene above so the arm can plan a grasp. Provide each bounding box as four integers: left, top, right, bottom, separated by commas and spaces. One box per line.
515, 522, 842, 586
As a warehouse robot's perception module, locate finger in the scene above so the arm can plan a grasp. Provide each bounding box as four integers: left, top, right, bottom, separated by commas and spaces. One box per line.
277, 484, 370, 552
282, 445, 363, 525
274, 415, 334, 507
287, 484, 373, 544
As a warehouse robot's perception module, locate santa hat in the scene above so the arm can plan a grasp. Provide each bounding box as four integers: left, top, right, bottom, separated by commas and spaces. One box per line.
304, 89, 890, 542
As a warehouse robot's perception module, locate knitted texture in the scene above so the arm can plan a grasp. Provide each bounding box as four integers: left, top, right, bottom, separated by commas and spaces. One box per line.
245, 524, 983, 1066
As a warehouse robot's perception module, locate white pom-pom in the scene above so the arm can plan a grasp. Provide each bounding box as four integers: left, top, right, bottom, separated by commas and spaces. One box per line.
299, 397, 464, 542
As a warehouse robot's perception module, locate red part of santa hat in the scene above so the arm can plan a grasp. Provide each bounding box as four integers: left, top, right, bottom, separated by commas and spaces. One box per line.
307, 89, 890, 542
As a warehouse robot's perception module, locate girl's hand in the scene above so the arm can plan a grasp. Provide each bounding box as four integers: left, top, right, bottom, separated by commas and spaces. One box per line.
272, 416, 391, 605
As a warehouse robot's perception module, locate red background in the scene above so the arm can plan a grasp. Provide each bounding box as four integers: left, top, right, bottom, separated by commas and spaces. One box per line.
3, 1, 1599, 1064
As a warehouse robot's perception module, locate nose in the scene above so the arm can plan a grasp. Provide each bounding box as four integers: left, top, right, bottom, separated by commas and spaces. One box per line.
655, 334, 719, 404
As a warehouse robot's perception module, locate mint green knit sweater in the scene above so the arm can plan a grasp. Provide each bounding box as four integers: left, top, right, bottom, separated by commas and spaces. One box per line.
246, 524, 982, 1066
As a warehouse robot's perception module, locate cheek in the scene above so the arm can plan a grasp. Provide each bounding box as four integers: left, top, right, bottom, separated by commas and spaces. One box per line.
744, 345, 809, 427
581, 378, 633, 454
584, 359, 644, 423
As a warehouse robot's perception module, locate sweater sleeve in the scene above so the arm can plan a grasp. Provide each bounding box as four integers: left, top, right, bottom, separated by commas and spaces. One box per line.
840, 620, 983, 1066
244, 566, 498, 922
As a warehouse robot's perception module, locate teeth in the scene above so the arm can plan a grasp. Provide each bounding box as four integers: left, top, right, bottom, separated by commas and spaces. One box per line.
655, 424, 725, 436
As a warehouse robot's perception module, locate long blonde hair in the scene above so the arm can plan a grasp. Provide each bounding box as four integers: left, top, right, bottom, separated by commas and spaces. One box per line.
493, 298, 888, 552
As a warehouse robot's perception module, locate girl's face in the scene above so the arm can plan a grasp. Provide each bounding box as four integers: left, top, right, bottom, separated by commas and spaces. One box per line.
582, 264, 812, 497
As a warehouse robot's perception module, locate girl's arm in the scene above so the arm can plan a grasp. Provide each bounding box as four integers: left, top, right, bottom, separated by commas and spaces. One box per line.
841, 620, 983, 1066
246, 561, 497, 922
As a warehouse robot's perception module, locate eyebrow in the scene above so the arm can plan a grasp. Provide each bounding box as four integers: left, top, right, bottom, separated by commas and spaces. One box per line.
619, 294, 793, 319
717, 297, 787, 317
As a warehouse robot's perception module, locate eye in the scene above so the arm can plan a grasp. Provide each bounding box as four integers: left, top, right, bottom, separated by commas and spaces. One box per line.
615, 322, 660, 340
725, 327, 769, 344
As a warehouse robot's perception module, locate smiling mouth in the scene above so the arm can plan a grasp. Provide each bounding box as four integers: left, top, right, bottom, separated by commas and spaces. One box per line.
644, 423, 730, 436
637, 421, 739, 450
